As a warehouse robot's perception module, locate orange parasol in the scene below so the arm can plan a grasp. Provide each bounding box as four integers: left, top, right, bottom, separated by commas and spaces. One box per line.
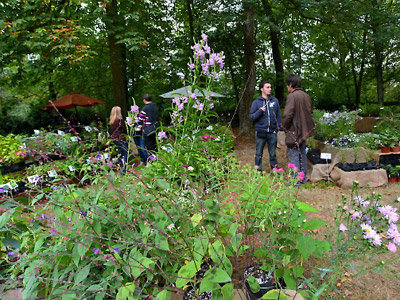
43, 92, 105, 110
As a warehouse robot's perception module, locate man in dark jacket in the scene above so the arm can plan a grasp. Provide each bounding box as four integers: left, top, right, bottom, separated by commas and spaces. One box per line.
138, 94, 159, 154
282, 75, 315, 180
249, 80, 282, 171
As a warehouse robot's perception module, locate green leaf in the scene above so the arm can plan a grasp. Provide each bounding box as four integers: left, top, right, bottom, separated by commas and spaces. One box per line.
297, 235, 315, 260
116, 282, 136, 299
262, 289, 287, 300
199, 278, 220, 293
176, 261, 198, 288
74, 265, 90, 284
221, 283, 234, 299
292, 265, 304, 277
295, 201, 318, 213
283, 269, 297, 290
0, 208, 15, 227
303, 219, 326, 230
191, 213, 203, 227
155, 234, 169, 251
156, 289, 171, 300
247, 276, 260, 293
194, 237, 209, 263
209, 240, 224, 263
204, 267, 231, 283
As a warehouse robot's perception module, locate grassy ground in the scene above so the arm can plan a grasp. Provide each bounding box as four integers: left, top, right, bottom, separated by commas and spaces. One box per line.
233, 132, 400, 299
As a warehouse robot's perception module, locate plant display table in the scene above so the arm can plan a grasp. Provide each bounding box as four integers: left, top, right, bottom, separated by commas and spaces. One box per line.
330, 166, 387, 188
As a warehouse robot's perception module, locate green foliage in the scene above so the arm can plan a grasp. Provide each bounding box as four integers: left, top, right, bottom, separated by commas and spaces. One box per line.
0, 134, 25, 166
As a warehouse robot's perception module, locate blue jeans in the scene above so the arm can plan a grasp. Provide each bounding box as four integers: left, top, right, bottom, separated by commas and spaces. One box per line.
287, 141, 307, 178
133, 136, 148, 163
255, 132, 278, 171
113, 140, 128, 173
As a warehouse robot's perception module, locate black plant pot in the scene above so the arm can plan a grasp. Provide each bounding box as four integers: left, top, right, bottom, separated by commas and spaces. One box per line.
243, 265, 277, 300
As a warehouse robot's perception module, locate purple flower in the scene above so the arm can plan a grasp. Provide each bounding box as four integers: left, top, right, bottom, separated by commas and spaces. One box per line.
190, 93, 196, 99
0, 188, 4, 193
388, 242, 397, 253
188, 63, 195, 70
131, 105, 139, 114
198, 103, 204, 111
50, 229, 57, 234
204, 44, 211, 54
95, 152, 102, 160
46, 243, 50, 246
93, 248, 100, 255
210, 103, 214, 109
351, 211, 361, 220
339, 224, 348, 232
158, 131, 167, 139
80, 211, 88, 217
7, 251, 15, 256
113, 247, 120, 253
126, 117, 132, 126
378, 205, 399, 224
148, 154, 157, 161
201, 33, 208, 41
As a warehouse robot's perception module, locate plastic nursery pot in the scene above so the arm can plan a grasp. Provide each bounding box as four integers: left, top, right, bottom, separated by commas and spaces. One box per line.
380, 147, 391, 153
243, 265, 276, 300
390, 146, 400, 153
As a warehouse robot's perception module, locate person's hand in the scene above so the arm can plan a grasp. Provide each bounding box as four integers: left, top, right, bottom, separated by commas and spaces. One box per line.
260, 106, 266, 112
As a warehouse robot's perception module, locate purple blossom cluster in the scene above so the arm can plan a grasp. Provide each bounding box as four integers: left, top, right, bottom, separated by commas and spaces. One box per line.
341, 194, 400, 253
190, 33, 225, 79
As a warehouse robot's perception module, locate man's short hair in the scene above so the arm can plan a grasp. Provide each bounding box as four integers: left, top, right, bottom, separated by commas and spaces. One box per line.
143, 93, 152, 102
258, 80, 270, 92
286, 75, 301, 88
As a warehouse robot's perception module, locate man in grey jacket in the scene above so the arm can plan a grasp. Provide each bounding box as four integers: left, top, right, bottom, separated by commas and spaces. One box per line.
282, 75, 315, 180
249, 80, 281, 172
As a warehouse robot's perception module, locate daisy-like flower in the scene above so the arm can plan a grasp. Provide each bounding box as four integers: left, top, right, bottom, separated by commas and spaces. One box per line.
339, 223, 348, 232
388, 242, 397, 253
378, 205, 399, 224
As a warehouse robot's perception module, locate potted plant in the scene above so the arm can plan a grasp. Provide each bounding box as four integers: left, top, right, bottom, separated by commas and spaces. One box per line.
388, 165, 398, 183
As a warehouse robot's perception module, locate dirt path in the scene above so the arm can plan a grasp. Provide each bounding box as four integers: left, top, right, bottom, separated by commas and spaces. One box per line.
233, 131, 400, 299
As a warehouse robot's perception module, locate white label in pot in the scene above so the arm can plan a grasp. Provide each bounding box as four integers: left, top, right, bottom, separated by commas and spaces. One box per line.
48, 170, 58, 177
321, 153, 332, 160
27, 175, 40, 184
68, 165, 76, 172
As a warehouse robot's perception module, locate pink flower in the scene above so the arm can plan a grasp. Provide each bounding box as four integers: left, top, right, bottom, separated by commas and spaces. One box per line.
198, 103, 204, 111
190, 93, 196, 99
201, 33, 208, 41
288, 163, 298, 171
158, 131, 167, 139
188, 63, 195, 70
272, 167, 284, 173
131, 105, 139, 114
388, 242, 397, 253
351, 211, 361, 220
210, 103, 214, 109
339, 224, 348, 232
297, 171, 305, 181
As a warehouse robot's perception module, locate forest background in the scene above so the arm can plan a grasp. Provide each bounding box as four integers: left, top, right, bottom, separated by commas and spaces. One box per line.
0, 0, 399, 135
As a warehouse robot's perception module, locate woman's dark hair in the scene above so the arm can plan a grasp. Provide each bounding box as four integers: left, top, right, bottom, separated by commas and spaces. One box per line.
258, 80, 271, 92
143, 94, 152, 102
286, 75, 301, 88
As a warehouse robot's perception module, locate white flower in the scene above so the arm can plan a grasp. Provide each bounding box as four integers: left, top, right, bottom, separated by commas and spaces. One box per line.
206, 125, 214, 130
167, 223, 175, 230
188, 166, 194, 171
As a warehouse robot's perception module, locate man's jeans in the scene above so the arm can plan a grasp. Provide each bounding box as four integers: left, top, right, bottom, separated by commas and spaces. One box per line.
133, 136, 148, 163
255, 132, 278, 171
287, 141, 307, 178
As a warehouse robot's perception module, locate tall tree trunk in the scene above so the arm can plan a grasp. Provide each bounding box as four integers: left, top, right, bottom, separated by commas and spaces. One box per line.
261, 0, 284, 105
105, 0, 128, 115
238, 1, 256, 135
344, 31, 367, 108
373, 40, 384, 105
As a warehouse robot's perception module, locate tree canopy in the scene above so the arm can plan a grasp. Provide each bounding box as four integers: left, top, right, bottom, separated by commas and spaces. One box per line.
1, 0, 399, 134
